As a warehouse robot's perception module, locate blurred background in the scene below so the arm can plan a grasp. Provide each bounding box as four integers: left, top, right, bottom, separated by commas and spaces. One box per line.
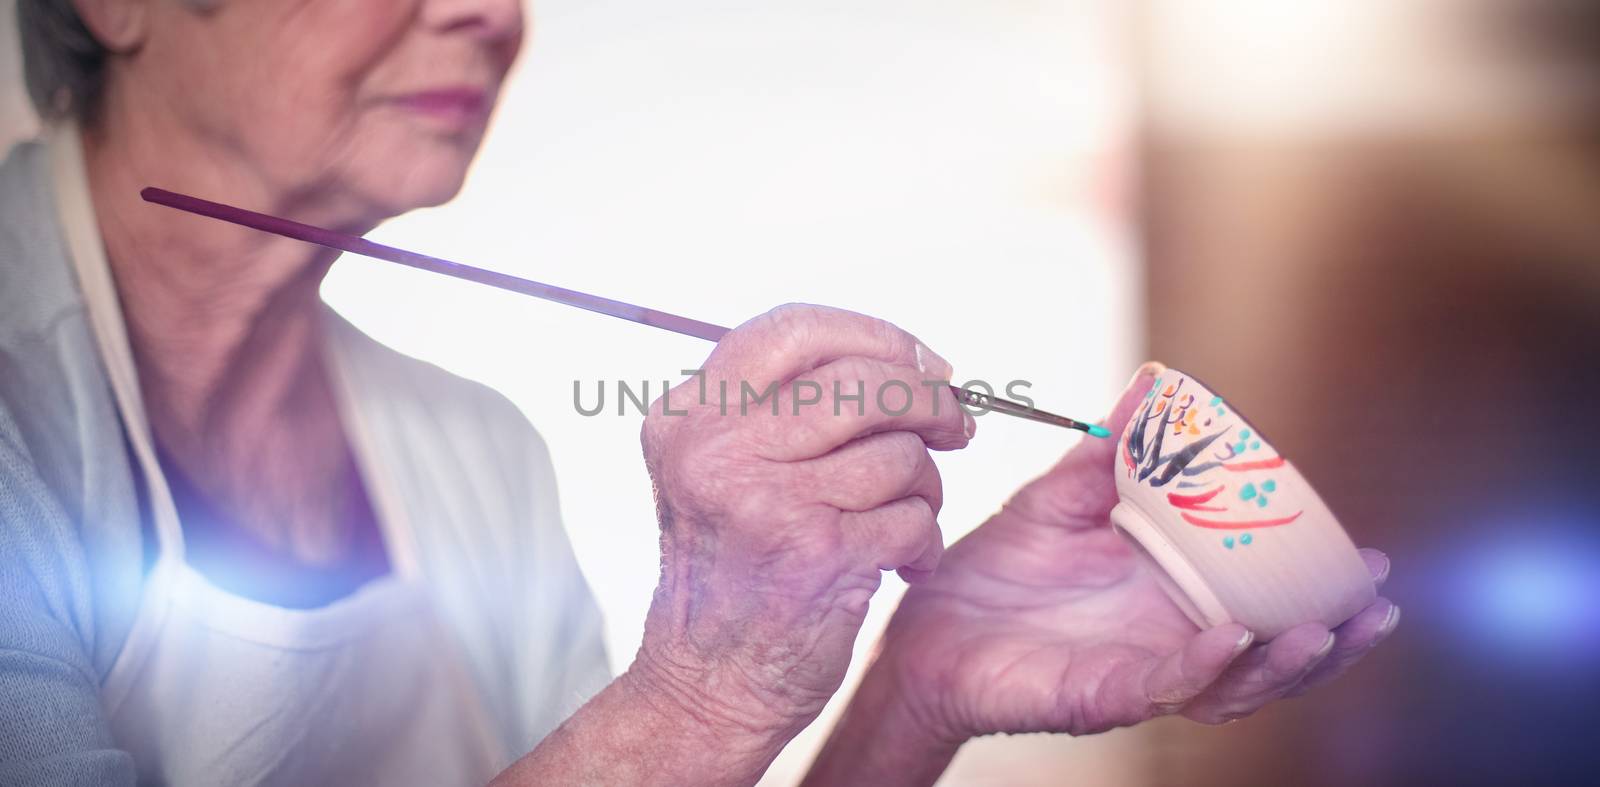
3, 0, 1597, 784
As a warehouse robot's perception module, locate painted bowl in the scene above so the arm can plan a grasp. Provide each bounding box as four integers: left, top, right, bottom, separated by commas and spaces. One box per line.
1110, 368, 1374, 640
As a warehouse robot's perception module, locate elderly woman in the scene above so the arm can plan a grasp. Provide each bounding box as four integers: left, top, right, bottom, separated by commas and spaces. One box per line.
0, 1, 1399, 785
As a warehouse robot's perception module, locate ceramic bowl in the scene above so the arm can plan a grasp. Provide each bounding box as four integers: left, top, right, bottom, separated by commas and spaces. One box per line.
1110, 368, 1374, 640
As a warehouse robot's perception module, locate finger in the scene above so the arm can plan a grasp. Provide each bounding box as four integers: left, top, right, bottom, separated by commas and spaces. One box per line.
841, 496, 943, 578
1285, 598, 1400, 698
1181, 622, 1336, 724
805, 432, 944, 516
707, 303, 952, 386
1090, 623, 1253, 729
1360, 548, 1392, 588
756, 357, 971, 460
1007, 361, 1166, 529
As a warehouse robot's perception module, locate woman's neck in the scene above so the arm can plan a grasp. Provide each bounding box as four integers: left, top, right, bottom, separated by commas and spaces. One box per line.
80, 102, 382, 570
83, 111, 334, 453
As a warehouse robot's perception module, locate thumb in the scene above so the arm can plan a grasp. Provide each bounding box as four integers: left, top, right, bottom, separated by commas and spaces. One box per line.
1005, 361, 1165, 528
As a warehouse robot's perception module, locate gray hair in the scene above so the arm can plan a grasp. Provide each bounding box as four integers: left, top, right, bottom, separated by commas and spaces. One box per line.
16, 0, 106, 121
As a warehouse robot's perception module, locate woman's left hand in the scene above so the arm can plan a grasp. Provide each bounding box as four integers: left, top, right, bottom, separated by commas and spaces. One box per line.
803, 368, 1400, 787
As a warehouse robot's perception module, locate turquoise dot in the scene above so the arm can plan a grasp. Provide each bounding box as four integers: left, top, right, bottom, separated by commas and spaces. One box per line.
1241, 533, 1253, 545
1218, 408, 1227, 417
1256, 496, 1269, 508
1209, 396, 1223, 406
1223, 536, 1235, 549
1251, 440, 1261, 450
1239, 429, 1252, 440
1239, 483, 1257, 501
1234, 442, 1248, 454
1262, 479, 1277, 492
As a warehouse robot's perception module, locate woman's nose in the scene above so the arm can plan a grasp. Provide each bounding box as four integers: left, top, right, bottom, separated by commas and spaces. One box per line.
423, 0, 524, 43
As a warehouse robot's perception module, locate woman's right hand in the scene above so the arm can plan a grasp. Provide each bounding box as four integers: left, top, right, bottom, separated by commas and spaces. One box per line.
626, 303, 974, 775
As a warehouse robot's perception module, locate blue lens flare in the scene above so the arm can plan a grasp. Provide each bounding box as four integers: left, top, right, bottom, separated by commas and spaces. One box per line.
1455, 534, 1600, 656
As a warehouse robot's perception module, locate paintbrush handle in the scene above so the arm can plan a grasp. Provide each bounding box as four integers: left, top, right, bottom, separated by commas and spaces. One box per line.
139, 186, 1104, 436
140, 187, 733, 342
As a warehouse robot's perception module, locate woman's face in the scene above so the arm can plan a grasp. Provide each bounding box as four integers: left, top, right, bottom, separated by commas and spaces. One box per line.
128, 0, 524, 222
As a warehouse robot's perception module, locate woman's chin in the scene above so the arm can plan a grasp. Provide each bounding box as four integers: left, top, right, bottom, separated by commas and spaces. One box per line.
325, 124, 488, 217
357, 163, 471, 217
404, 174, 469, 210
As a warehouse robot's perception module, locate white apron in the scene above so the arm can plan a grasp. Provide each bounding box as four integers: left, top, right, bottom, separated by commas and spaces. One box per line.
49, 126, 507, 786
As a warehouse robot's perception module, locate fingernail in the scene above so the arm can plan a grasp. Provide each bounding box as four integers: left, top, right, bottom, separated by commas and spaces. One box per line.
915, 343, 952, 379
1371, 555, 1392, 585
1313, 633, 1337, 660
1377, 604, 1402, 638
962, 410, 977, 439
1127, 360, 1166, 388
1233, 629, 1255, 655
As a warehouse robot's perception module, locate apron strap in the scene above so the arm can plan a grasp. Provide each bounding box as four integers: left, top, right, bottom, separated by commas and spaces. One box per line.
48, 121, 188, 562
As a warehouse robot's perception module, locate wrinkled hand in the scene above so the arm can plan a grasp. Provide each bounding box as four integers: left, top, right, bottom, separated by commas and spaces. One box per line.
627, 304, 974, 769
873, 368, 1398, 745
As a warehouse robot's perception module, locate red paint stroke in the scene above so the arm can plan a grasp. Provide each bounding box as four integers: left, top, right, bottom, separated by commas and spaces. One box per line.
1167, 486, 1226, 511
1123, 439, 1136, 473
1222, 457, 1287, 472
1181, 510, 1303, 530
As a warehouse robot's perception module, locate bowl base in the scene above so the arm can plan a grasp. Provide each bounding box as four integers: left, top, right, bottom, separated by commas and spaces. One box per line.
1110, 502, 1233, 631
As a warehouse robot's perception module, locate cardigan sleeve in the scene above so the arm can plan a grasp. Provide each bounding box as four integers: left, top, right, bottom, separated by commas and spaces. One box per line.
0, 406, 135, 786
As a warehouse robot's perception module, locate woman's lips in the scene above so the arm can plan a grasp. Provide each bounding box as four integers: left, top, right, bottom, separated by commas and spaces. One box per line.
389, 87, 490, 129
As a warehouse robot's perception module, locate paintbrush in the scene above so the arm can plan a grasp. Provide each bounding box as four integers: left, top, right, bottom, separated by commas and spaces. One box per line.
139, 187, 1110, 437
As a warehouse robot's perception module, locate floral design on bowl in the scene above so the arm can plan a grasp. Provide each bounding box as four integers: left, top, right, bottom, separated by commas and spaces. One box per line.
1110, 369, 1375, 639
1122, 377, 1300, 549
